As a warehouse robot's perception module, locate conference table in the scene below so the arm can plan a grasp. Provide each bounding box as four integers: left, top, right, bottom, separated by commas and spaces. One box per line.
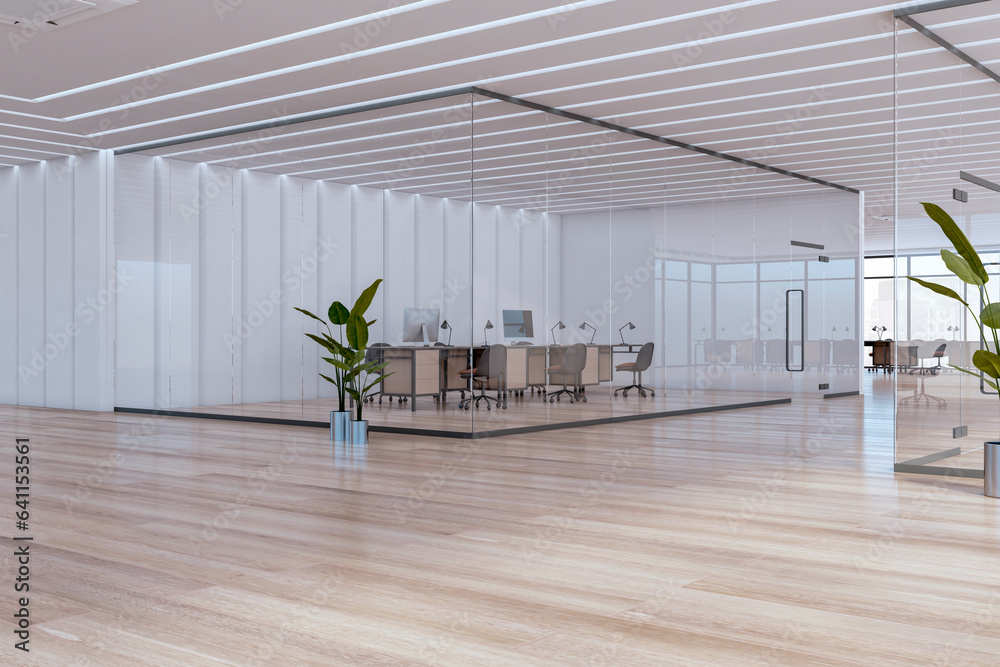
378, 343, 613, 411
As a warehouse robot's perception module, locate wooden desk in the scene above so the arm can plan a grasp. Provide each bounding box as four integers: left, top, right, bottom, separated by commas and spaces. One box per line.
380, 344, 613, 410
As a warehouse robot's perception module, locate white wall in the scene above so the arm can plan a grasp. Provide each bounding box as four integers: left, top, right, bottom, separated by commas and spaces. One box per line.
0, 153, 115, 411
114, 155, 560, 409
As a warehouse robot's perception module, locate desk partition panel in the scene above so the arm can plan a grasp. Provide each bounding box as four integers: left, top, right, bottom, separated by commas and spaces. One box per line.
114, 90, 861, 437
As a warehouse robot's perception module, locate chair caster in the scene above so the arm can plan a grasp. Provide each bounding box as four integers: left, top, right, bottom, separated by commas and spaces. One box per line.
502, 403, 507, 409
639, 390, 647, 398
582, 397, 587, 403
623, 390, 629, 397
650, 391, 656, 397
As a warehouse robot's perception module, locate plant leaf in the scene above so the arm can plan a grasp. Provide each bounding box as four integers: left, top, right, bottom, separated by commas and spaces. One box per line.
328, 301, 350, 326
305, 333, 337, 353
949, 364, 1000, 391
923, 202, 988, 284
318, 373, 339, 386
906, 276, 968, 306
973, 349, 1000, 379
941, 249, 984, 286
294, 307, 326, 324
346, 313, 369, 351
351, 278, 383, 317
982, 303, 1000, 329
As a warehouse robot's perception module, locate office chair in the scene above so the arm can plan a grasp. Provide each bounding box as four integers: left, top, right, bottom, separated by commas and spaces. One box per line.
921, 343, 947, 375
459, 344, 507, 410
547, 343, 587, 403
614, 342, 655, 398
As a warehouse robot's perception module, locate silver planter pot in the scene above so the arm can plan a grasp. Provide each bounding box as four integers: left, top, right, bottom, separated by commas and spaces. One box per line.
351, 420, 369, 445
330, 411, 352, 442
986, 442, 1000, 499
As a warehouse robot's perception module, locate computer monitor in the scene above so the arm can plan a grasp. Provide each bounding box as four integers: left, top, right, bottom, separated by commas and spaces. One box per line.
402, 308, 440, 344
502, 310, 534, 339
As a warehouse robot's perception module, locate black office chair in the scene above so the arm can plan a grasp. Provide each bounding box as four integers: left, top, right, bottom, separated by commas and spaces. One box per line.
459, 344, 507, 410
547, 343, 587, 403
614, 342, 655, 398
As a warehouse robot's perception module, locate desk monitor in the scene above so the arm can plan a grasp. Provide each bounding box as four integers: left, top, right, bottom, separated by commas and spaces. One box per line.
502, 310, 534, 339
403, 308, 440, 344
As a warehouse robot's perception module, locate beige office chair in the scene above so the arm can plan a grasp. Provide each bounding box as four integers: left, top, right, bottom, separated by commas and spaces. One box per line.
615, 342, 655, 398
547, 343, 587, 403
459, 344, 507, 410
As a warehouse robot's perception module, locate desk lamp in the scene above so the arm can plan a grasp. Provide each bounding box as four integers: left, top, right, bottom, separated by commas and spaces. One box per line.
580, 321, 597, 344
550, 321, 565, 344
484, 320, 494, 346
618, 322, 635, 345
440, 320, 453, 346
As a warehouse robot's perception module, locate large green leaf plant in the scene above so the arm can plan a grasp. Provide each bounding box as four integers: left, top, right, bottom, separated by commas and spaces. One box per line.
295, 278, 392, 421
908, 202, 1000, 392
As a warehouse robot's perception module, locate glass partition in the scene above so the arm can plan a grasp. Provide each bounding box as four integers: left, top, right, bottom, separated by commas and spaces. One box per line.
893, 4, 1000, 476
114, 90, 862, 438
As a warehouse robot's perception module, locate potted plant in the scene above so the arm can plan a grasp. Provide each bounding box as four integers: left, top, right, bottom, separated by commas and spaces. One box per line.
296, 279, 391, 443
907, 202, 999, 497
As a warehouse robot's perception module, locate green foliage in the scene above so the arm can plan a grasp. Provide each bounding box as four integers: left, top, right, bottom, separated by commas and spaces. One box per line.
923, 202, 988, 283
905, 276, 968, 307
910, 203, 1000, 405
298, 278, 390, 421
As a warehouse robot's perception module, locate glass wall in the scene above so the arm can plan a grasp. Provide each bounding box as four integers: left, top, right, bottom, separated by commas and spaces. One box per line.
894, 4, 1000, 475
114, 91, 862, 437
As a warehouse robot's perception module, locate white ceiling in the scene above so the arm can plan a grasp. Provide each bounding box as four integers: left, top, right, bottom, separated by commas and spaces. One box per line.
2, 0, 1000, 248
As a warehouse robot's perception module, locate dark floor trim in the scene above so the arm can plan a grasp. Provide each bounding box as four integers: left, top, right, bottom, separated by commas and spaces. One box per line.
893, 463, 984, 479
823, 391, 861, 399
114, 397, 792, 440
898, 447, 963, 467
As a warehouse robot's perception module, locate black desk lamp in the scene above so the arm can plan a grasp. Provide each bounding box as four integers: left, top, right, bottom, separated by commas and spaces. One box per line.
550, 321, 565, 344
484, 320, 493, 346
580, 321, 597, 344
618, 322, 635, 345
441, 320, 453, 346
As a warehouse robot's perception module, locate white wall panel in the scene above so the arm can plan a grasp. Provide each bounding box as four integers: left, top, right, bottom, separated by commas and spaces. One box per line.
0, 167, 17, 404
383, 190, 416, 343
0, 152, 112, 411
471, 203, 497, 346
299, 179, 319, 401
495, 207, 521, 340
443, 198, 472, 345
44, 158, 75, 408
199, 164, 238, 406
280, 176, 306, 402
17, 163, 46, 407
165, 160, 200, 408
415, 194, 445, 312
114, 155, 157, 409
241, 170, 282, 404
315, 181, 352, 401
353, 186, 384, 343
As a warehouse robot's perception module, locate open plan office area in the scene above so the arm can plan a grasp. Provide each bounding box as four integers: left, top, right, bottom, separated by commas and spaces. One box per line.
2, 0, 1000, 664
